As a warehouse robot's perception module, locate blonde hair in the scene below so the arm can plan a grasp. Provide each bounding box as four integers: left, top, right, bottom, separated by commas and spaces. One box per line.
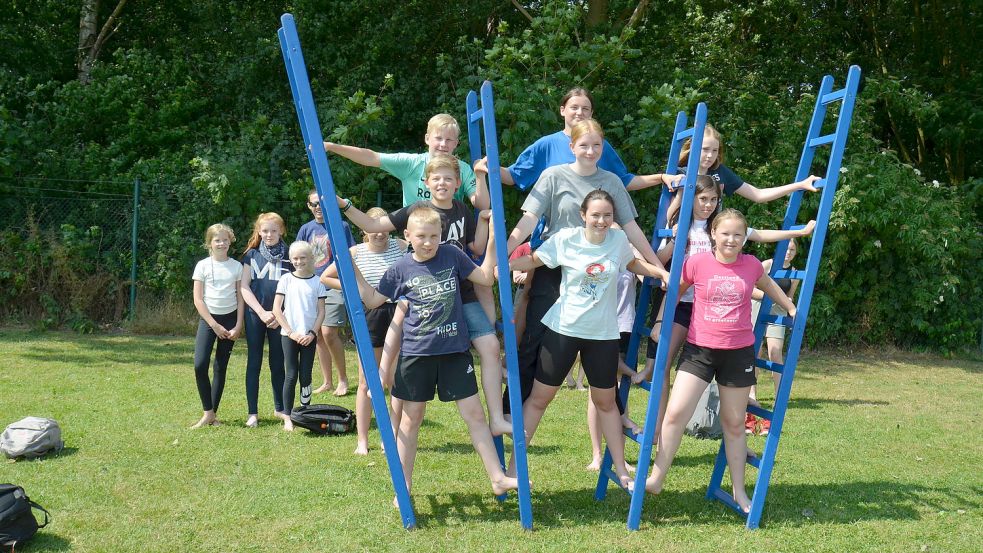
570, 119, 605, 144
245, 212, 286, 251
406, 205, 442, 230
363, 207, 390, 242
288, 240, 313, 258
710, 208, 748, 243
203, 223, 235, 252
424, 153, 461, 181
679, 124, 724, 170
426, 113, 460, 137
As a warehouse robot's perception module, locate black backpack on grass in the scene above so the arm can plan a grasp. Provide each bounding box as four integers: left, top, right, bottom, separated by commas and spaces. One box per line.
0, 484, 50, 549
289, 405, 355, 435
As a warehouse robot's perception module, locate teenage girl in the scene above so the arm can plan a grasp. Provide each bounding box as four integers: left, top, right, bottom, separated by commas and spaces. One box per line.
349, 207, 408, 454
746, 238, 801, 435
642, 209, 797, 512
634, 176, 815, 442
503, 118, 670, 417
273, 241, 327, 431
509, 190, 666, 487
240, 213, 293, 428
191, 224, 244, 429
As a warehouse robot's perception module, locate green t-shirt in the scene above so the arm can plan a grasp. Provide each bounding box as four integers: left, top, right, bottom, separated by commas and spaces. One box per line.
378, 152, 477, 207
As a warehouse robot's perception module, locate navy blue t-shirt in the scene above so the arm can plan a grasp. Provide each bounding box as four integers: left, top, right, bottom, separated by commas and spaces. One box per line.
296, 219, 355, 277
376, 245, 476, 356
242, 248, 294, 311
680, 164, 745, 197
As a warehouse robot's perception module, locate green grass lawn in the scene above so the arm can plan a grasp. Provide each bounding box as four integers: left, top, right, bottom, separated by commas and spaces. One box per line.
2, 329, 980, 552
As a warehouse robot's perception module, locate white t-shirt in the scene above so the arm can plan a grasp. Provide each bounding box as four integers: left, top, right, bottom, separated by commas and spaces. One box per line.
680, 219, 711, 302
192, 257, 243, 315
536, 227, 634, 340
275, 273, 328, 337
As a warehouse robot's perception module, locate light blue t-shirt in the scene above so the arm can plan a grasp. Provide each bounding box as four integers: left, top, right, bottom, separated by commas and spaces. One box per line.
508, 131, 634, 191
378, 152, 477, 207
535, 227, 634, 340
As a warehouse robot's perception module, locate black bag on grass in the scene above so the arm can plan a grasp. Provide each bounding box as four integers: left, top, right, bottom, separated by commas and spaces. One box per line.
289, 405, 355, 435
0, 484, 50, 549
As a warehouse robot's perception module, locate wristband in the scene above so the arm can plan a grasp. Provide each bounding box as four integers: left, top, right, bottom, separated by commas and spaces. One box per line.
307, 330, 316, 337
342, 198, 353, 212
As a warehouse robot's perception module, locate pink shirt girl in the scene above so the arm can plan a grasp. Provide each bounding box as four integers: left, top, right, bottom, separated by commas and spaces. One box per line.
681, 252, 764, 349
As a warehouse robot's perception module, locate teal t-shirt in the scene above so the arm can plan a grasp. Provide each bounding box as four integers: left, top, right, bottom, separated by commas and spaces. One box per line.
378, 152, 477, 207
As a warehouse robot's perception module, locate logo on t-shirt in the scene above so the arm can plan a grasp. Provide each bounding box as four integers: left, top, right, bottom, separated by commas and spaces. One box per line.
579, 262, 609, 300
704, 276, 745, 322
407, 269, 458, 337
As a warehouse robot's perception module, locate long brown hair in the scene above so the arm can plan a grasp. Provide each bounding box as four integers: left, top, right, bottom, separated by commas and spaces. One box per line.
669, 175, 721, 231
678, 124, 724, 171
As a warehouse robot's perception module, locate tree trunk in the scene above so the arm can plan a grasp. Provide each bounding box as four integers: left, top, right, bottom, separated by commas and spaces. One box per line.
586, 0, 609, 29
77, 0, 99, 83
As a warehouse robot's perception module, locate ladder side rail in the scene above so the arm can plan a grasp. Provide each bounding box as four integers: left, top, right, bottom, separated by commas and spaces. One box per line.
477, 81, 534, 530
278, 14, 415, 530
626, 103, 707, 530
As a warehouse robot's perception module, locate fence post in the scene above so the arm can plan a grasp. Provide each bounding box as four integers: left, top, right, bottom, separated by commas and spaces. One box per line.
129, 178, 140, 321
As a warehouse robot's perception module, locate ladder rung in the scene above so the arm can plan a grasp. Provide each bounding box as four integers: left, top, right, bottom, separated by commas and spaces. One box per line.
755, 358, 785, 374
624, 427, 641, 442
821, 88, 847, 105
747, 404, 773, 420
746, 450, 761, 468
812, 178, 827, 189
788, 224, 809, 233
710, 488, 748, 517
656, 229, 674, 238
772, 269, 807, 280
468, 109, 484, 123
763, 314, 793, 327
635, 379, 652, 393
675, 128, 695, 141
808, 133, 836, 148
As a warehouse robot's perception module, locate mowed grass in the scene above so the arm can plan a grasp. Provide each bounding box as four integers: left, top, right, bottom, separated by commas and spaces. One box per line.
1, 328, 980, 552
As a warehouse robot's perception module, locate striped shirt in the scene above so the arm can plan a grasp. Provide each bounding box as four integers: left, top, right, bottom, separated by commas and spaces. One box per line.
353, 239, 407, 291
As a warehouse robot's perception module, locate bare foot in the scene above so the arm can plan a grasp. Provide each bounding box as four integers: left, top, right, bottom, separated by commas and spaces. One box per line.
313, 384, 332, 394
622, 415, 641, 436
733, 491, 752, 513
619, 474, 632, 490
644, 470, 664, 495
586, 457, 602, 471
273, 410, 288, 421
489, 418, 513, 437
283, 420, 294, 432
245, 415, 259, 428
354, 442, 369, 455
631, 369, 652, 385
190, 413, 215, 429
209, 418, 222, 427
625, 462, 636, 474
491, 475, 520, 496
333, 380, 349, 396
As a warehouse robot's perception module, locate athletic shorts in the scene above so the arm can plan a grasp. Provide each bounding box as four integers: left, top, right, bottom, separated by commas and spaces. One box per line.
393, 351, 478, 402
365, 303, 397, 348
618, 332, 632, 356
676, 342, 756, 388
322, 294, 348, 327
537, 328, 619, 389
463, 301, 495, 340
672, 300, 693, 330
751, 299, 788, 340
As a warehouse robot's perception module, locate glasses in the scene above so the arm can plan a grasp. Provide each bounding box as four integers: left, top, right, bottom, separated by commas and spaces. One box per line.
307, 201, 320, 208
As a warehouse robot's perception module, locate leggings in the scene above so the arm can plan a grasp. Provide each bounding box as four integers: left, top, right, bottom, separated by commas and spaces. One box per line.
244, 310, 285, 414
503, 266, 562, 414
281, 336, 316, 415
193, 311, 237, 412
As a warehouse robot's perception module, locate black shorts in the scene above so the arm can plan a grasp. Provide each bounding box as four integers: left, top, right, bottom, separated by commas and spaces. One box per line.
365, 303, 397, 348
618, 332, 632, 356
676, 342, 756, 388
672, 301, 693, 329
538, 328, 619, 389
393, 351, 478, 402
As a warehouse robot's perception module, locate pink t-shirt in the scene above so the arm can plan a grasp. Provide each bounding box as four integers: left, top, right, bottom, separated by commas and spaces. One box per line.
682, 252, 764, 349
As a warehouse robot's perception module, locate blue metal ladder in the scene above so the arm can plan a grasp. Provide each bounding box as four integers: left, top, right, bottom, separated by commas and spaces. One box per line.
594, 103, 708, 529
277, 13, 415, 530
465, 81, 534, 530
707, 65, 863, 529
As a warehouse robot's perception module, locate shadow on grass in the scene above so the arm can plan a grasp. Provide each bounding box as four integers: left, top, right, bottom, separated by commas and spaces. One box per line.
786, 397, 890, 409
413, 480, 982, 529
421, 442, 561, 455
21, 532, 72, 551
15, 338, 188, 367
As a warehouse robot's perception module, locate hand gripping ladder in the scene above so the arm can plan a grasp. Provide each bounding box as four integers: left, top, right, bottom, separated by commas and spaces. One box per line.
465, 81, 534, 530
277, 13, 415, 529
593, 103, 708, 530
706, 65, 863, 529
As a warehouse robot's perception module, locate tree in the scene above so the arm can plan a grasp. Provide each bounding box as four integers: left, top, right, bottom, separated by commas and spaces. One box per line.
77, 0, 128, 83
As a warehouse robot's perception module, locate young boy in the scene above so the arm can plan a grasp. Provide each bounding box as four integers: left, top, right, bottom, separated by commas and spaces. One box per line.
297, 190, 356, 396
324, 206, 519, 499
323, 113, 488, 210
336, 154, 510, 436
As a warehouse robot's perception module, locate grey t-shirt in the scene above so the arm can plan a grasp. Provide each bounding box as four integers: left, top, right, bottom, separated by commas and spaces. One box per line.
520, 164, 638, 242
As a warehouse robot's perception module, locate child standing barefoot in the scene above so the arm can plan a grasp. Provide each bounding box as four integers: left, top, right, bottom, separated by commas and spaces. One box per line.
191, 224, 244, 429
642, 209, 796, 513
273, 241, 326, 431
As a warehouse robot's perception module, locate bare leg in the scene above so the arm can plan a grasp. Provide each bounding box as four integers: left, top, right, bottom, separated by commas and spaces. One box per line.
591, 385, 631, 487
718, 384, 754, 512
652, 323, 688, 445
507, 379, 560, 476
766, 336, 785, 397
644, 372, 709, 494
354, 346, 383, 455
395, 400, 426, 500
456, 394, 520, 495
324, 326, 348, 396
313, 327, 333, 394
472, 334, 511, 436
586, 391, 602, 470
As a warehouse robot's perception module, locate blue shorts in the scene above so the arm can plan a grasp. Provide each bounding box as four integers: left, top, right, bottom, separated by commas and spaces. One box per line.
463, 301, 495, 340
